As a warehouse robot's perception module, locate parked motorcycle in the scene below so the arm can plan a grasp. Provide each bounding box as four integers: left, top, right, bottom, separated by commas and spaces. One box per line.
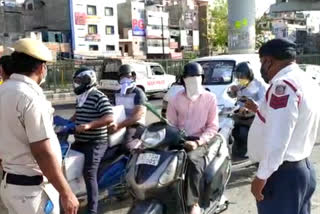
53, 106, 130, 206
126, 103, 231, 214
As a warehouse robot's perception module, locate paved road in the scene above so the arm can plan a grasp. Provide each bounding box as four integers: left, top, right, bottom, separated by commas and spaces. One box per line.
0, 98, 319, 214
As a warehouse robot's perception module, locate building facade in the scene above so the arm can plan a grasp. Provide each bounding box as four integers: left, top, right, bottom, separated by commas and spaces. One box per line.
145, 4, 171, 58
166, 0, 200, 54
69, 0, 120, 58
0, 0, 24, 55
118, 0, 147, 58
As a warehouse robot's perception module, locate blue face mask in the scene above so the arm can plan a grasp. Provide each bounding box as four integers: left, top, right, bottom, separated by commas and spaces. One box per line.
119, 78, 135, 95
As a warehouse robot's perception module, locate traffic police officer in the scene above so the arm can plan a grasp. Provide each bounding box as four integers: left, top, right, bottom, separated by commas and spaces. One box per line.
109, 64, 147, 151
0, 38, 79, 214
248, 38, 319, 214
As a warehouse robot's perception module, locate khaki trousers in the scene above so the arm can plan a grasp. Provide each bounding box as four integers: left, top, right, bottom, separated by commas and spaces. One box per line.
0, 175, 59, 214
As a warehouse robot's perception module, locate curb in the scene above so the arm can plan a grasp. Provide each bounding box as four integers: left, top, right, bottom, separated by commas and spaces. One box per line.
45, 91, 76, 106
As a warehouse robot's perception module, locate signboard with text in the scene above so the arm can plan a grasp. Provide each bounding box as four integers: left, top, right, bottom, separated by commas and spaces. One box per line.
132, 19, 146, 36
75, 12, 87, 25
132, 4, 146, 37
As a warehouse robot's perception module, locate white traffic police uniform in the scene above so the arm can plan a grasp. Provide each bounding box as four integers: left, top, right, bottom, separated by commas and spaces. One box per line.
0, 74, 61, 214
248, 64, 320, 180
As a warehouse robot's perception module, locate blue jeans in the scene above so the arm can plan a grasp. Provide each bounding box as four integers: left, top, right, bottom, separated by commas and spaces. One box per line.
72, 142, 108, 214
257, 158, 316, 214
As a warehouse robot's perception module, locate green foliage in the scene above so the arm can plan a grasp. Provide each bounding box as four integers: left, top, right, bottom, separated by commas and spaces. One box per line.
206, 0, 228, 52
255, 14, 272, 49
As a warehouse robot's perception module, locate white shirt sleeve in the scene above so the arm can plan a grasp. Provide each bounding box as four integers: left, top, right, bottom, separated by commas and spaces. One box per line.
256, 80, 299, 180
256, 80, 268, 105
23, 97, 54, 143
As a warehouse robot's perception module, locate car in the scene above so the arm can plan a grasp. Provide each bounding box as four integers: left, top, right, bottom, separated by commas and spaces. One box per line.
162, 54, 267, 117
298, 64, 320, 85
99, 58, 176, 103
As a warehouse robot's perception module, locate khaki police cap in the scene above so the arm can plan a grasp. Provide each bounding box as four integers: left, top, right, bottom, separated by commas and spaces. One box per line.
13, 38, 53, 62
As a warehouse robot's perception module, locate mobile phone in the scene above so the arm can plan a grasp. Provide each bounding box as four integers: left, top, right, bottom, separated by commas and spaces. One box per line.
44, 199, 54, 214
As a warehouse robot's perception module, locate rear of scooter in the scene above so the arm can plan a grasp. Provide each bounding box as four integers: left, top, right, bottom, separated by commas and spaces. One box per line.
126, 148, 188, 214
53, 115, 75, 159
53, 116, 87, 201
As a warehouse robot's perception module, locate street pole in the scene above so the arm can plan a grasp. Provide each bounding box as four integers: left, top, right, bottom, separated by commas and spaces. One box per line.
228, 0, 256, 54
2, 2, 7, 54
161, 16, 165, 59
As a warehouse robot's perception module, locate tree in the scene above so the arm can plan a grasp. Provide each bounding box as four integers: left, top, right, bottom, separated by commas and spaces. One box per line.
206, 0, 228, 53
255, 14, 273, 49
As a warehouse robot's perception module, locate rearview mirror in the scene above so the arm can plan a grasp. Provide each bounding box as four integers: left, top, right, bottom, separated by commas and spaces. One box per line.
227, 85, 238, 98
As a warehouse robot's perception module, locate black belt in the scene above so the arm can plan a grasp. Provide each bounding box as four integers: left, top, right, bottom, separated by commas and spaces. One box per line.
279, 158, 308, 170
2, 171, 43, 186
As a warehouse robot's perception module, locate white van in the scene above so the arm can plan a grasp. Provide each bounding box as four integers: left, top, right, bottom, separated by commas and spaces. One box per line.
99, 59, 176, 103
162, 54, 266, 116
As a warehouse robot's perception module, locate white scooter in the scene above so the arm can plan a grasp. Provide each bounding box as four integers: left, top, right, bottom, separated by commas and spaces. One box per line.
54, 105, 131, 206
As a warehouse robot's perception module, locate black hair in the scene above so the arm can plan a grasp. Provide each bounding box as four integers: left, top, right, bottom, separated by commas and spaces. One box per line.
259, 39, 297, 61
0, 55, 13, 76
11, 52, 45, 75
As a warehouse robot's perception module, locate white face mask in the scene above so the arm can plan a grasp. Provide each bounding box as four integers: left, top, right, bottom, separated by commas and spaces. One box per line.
184, 76, 203, 101
120, 77, 136, 96
39, 64, 47, 85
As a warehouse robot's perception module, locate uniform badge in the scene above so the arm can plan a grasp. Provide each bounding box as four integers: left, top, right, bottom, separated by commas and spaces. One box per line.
270, 94, 289, 109
275, 85, 286, 95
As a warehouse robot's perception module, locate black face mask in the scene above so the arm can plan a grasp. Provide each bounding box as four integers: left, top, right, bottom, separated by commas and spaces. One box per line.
260, 61, 271, 84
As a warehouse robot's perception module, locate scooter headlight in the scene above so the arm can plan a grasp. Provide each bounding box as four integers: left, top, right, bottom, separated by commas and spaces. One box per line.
141, 128, 166, 148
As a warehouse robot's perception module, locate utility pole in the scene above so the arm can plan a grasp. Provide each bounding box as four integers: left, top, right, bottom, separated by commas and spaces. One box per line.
228, 0, 256, 54
1, 1, 7, 54
161, 16, 165, 59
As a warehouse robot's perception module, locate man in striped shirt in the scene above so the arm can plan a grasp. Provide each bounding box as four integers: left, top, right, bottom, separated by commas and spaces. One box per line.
70, 67, 113, 214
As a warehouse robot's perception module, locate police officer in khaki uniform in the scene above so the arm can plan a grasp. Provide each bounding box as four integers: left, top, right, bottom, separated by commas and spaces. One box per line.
0, 38, 79, 214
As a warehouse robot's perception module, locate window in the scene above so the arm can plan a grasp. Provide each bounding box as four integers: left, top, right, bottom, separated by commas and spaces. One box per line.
106, 45, 115, 51
89, 45, 99, 51
88, 25, 98, 34
197, 60, 236, 85
27, 3, 33, 10
151, 66, 164, 75
105, 7, 114, 16
105, 26, 114, 35
87, 5, 97, 15
139, 42, 145, 51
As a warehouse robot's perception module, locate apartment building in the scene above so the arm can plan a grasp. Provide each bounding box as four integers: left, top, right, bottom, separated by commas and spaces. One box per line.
69, 0, 120, 58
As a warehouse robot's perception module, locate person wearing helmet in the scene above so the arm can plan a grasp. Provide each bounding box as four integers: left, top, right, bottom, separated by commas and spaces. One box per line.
167, 62, 219, 214
230, 62, 268, 158
0, 38, 79, 214
0, 55, 13, 84
70, 67, 113, 214
109, 64, 147, 151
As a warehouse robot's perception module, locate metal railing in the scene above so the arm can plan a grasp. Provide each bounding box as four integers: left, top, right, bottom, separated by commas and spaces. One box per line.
296, 54, 320, 65
43, 55, 320, 92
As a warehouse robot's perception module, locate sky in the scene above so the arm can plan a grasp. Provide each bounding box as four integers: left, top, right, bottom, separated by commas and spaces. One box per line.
256, 0, 276, 17
15, 0, 277, 17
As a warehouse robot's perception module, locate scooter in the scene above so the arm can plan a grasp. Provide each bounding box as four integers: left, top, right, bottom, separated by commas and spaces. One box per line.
218, 99, 256, 171
126, 103, 231, 214
53, 105, 131, 206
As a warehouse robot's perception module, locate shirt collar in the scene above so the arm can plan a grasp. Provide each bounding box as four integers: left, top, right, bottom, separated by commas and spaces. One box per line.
10, 74, 44, 95
183, 87, 205, 101
271, 63, 299, 84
